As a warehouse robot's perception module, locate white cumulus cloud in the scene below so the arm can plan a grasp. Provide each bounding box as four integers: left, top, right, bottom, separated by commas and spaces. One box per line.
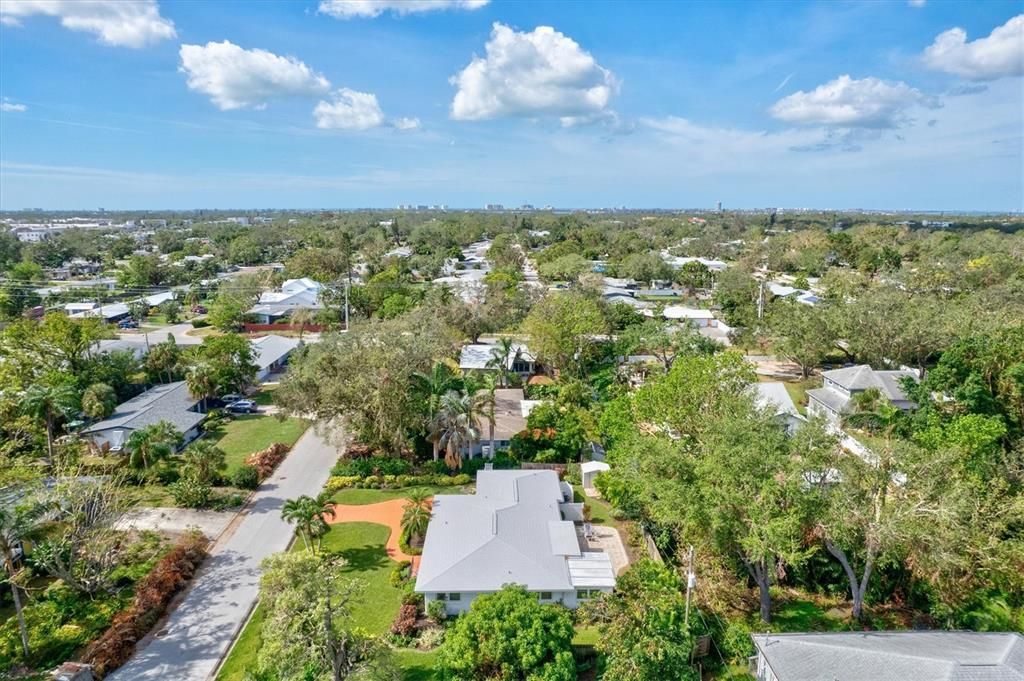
923, 14, 1024, 81
1, 99, 28, 112
314, 89, 386, 130
770, 74, 939, 129
179, 41, 331, 111
319, 0, 488, 19
450, 22, 618, 122
0, 0, 175, 48
391, 117, 421, 130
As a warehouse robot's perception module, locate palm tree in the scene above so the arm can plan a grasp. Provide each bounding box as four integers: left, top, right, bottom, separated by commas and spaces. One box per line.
436, 390, 482, 471
479, 373, 498, 458
282, 492, 337, 554
401, 489, 432, 547
186, 361, 217, 412
126, 421, 181, 469
146, 337, 181, 384
411, 362, 462, 461
487, 337, 518, 387
22, 383, 78, 461
290, 307, 315, 340
81, 382, 117, 421
0, 501, 44, 662
181, 439, 227, 485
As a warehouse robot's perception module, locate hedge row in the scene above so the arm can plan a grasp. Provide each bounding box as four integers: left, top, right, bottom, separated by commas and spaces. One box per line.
83, 533, 209, 678
325, 473, 472, 492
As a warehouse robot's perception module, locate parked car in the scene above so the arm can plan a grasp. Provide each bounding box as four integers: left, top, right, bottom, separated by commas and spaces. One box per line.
191, 305, 207, 314
118, 319, 139, 329
219, 393, 244, 405
225, 400, 258, 414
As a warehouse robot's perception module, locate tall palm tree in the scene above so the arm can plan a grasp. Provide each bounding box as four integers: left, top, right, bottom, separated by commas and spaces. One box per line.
146, 337, 181, 384
487, 337, 518, 387
479, 373, 498, 458
411, 362, 462, 461
436, 390, 482, 471
401, 490, 432, 547
0, 501, 44, 662
282, 492, 337, 554
22, 383, 78, 461
185, 361, 217, 412
290, 307, 315, 340
126, 421, 181, 469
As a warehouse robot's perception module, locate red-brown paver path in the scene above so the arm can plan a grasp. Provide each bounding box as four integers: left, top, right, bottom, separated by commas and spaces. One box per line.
326, 498, 426, 571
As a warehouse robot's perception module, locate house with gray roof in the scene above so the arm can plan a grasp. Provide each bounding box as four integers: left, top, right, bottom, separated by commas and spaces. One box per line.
415, 469, 616, 615
750, 631, 1024, 681
251, 334, 302, 382
806, 365, 919, 426
754, 381, 805, 435
81, 381, 205, 453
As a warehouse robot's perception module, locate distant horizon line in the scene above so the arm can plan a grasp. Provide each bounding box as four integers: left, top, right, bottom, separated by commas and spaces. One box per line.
1, 207, 1021, 216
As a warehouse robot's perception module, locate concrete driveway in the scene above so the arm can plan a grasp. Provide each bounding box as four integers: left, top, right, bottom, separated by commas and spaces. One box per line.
109, 424, 337, 681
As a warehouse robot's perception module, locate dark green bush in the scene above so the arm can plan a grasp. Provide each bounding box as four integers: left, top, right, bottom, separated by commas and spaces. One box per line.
230, 464, 261, 490
331, 456, 413, 478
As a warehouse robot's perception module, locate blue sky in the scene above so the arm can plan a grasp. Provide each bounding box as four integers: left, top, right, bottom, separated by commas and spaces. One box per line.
1, 0, 1021, 210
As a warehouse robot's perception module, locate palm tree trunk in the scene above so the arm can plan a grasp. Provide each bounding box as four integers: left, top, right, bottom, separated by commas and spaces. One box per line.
489, 421, 495, 459
432, 439, 439, 462
4, 554, 29, 661
45, 418, 54, 461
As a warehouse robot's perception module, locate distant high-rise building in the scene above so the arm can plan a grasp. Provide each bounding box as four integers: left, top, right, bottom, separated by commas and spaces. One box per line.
485, 204, 505, 211
716, 201, 723, 212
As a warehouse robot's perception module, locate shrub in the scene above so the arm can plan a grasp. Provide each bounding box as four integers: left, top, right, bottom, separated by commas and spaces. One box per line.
427, 599, 447, 624
83, 533, 208, 677
417, 626, 445, 650
717, 619, 755, 663
390, 560, 412, 587
325, 475, 361, 492
245, 442, 291, 480
402, 591, 424, 609
191, 318, 209, 328
331, 455, 413, 478
169, 474, 211, 509
390, 603, 419, 637
231, 464, 261, 490
399, 527, 422, 556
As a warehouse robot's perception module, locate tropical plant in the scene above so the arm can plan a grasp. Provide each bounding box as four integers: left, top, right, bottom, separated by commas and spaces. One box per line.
81, 382, 118, 421
486, 336, 517, 387
282, 492, 337, 554
401, 489, 432, 546
185, 361, 216, 412
479, 373, 498, 458
21, 382, 78, 460
126, 421, 181, 470
433, 390, 482, 471
411, 362, 462, 461
146, 337, 181, 384
180, 439, 227, 486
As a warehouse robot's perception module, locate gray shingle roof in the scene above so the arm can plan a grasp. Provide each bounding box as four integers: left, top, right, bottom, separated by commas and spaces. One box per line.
251, 334, 301, 371
754, 382, 800, 417
752, 631, 1024, 681
823, 365, 917, 401
82, 382, 205, 437
415, 470, 614, 594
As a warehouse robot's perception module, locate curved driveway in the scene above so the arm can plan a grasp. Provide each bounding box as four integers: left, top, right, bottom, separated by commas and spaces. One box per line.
109, 425, 336, 681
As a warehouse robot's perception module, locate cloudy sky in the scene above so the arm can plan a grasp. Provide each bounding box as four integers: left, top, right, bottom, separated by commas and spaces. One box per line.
0, 0, 1021, 210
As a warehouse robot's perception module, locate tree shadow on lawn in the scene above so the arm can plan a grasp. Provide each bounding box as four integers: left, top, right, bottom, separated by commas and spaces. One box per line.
334, 543, 391, 572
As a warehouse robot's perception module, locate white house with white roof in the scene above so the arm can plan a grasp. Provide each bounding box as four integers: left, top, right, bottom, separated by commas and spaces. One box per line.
663, 305, 718, 327
415, 469, 616, 615
248, 278, 324, 323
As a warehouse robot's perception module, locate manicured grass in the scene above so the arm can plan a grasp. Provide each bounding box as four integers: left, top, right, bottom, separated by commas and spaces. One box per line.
331, 485, 464, 506
782, 379, 817, 416
216, 522, 406, 681
394, 648, 439, 680
211, 414, 309, 473
215, 604, 265, 681
572, 485, 612, 525
252, 384, 278, 406
572, 625, 601, 646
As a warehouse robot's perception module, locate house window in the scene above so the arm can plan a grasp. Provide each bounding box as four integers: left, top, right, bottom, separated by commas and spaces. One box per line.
436, 593, 446, 601
448, 593, 461, 601
538, 592, 552, 601
577, 589, 600, 600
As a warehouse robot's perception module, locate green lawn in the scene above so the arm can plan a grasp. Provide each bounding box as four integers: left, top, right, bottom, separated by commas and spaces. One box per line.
572, 485, 612, 525
394, 648, 439, 681
572, 625, 600, 646
216, 521, 406, 680
211, 414, 309, 473
252, 384, 279, 406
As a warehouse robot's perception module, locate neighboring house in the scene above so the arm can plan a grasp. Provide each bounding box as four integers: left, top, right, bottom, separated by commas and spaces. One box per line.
69, 302, 131, 323
663, 305, 718, 328
64, 302, 99, 315
142, 290, 175, 307
415, 469, 616, 615
471, 388, 541, 457
581, 460, 610, 490
248, 278, 324, 324
750, 631, 1024, 681
754, 382, 805, 435
251, 334, 302, 382
459, 342, 537, 379
806, 365, 919, 426
81, 381, 205, 453
92, 338, 148, 360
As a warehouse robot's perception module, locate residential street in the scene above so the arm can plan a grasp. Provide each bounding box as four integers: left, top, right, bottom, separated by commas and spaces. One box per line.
117, 321, 203, 346
109, 425, 338, 681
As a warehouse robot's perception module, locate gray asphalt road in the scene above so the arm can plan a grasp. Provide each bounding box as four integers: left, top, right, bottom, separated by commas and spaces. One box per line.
109, 425, 337, 681
117, 322, 202, 346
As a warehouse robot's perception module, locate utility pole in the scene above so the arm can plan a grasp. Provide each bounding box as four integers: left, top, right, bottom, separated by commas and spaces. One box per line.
756, 280, 765, 320
684, 544, 696, 628
344, 278, 350, 331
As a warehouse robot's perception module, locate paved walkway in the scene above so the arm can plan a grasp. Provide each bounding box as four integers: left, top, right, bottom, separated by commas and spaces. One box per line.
109, 425, 336, 681
326, 498, 421, 569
